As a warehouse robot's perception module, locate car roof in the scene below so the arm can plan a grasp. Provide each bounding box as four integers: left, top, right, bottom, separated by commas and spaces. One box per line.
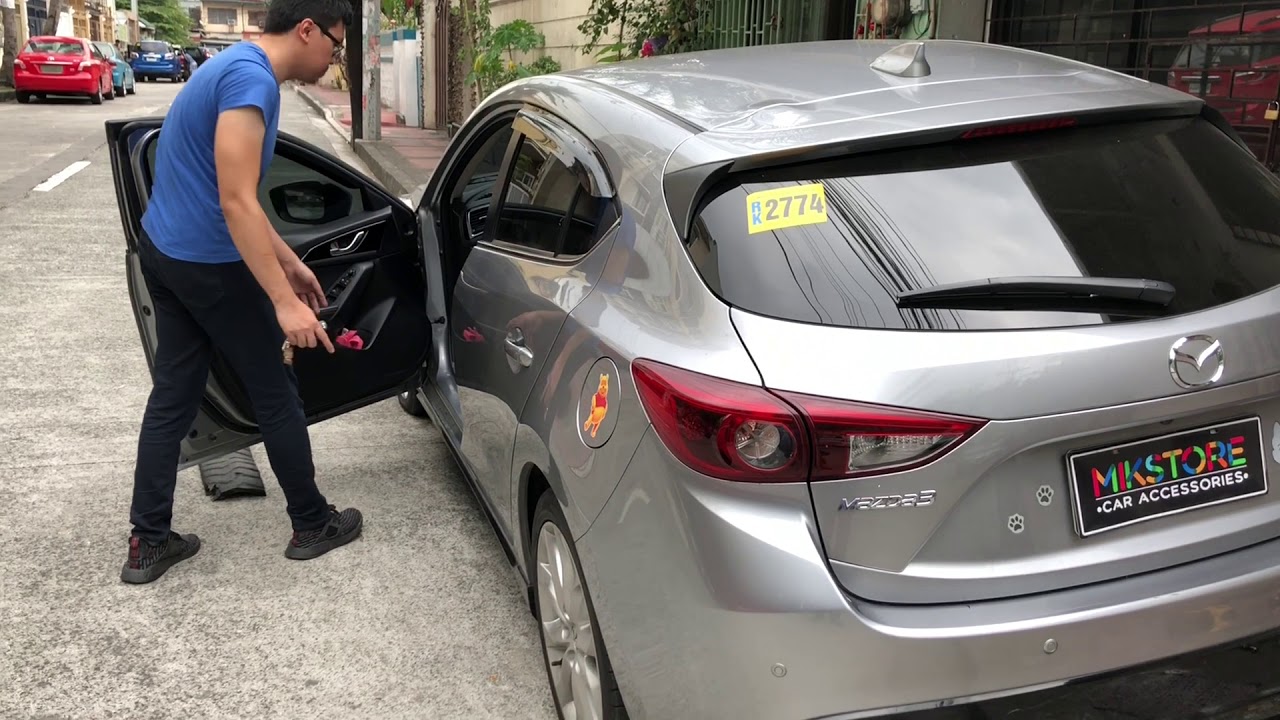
564, 39, 1191, 133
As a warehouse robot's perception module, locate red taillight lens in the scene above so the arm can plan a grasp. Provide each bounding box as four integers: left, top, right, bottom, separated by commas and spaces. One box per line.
632, 360, 986, 483
632, 359, 809, 483
775, 391, 984, 480
961, 116, 1078, 139
14, 59, 24, 70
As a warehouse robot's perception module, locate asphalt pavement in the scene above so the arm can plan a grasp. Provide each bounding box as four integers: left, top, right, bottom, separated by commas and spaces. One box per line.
0, 81, 555, 719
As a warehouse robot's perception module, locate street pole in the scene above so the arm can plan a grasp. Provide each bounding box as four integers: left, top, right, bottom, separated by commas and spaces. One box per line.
361, 0, 380, 141
130, 0, 136, 43
347, 0, 362, 144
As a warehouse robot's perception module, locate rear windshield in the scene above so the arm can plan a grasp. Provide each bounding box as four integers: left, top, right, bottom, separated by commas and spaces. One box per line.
139, 41, 169, 54
26, 39, 83, 55
685, 116, 1280, 331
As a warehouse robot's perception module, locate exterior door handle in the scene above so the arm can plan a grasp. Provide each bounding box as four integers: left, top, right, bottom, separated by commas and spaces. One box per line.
330, 230, 367, 256
504, 328, 533, 369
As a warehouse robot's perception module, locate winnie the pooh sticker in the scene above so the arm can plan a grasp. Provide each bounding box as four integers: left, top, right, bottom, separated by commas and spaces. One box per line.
578, 358, 620, 448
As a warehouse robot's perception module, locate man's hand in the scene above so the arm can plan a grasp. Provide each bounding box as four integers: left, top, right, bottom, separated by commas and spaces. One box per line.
277, 296, 335, 353
283, 256, 327, 313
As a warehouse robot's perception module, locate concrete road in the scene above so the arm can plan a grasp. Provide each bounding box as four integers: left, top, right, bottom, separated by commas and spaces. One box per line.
0, 82, 555, 719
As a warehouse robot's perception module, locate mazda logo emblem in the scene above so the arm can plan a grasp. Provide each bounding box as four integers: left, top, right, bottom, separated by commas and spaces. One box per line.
1168, 335, 1224, 388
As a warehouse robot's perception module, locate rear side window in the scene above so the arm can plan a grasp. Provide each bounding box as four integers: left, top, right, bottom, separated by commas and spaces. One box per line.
686, 117, 1280, 331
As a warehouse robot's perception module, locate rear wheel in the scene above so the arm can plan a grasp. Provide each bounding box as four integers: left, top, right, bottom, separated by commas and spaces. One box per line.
15, 91, 30, 104
90, 85, 103, 104
531, 491, 628, 720
105, 82, 115, 100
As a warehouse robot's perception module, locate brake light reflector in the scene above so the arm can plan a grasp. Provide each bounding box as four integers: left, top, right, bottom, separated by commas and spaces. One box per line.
632, 359, 986, 483
632, 360, 809, 482
775, 391, 985, 480
961, 116, 1078, 139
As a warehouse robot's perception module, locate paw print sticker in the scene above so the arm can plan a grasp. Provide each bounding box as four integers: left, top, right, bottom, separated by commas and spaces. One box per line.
1036, 485, 1054, 507
1008, 514, 1025, 534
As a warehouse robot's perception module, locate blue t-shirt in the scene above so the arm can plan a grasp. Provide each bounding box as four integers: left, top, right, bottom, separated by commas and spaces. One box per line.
142, 42, 280, 263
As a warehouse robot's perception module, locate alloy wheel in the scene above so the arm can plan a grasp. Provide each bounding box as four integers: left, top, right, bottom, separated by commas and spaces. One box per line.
537, 521, 603, 720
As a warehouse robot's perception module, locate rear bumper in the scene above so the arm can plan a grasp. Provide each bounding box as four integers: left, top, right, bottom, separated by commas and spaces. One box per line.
132, 62, 178, 76
583, 428, 1280, 720
14, 72, 96, 95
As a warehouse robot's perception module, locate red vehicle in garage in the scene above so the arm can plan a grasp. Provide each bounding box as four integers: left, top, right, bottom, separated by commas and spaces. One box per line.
13, 36, 116, 105
1167, 10, 1280, 125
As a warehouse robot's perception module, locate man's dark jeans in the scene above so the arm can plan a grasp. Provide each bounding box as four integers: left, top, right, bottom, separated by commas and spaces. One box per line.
130, 232, 331, 544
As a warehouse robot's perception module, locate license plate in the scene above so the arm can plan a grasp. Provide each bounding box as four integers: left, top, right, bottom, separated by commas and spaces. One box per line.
144, 54, 158, 61
1187, 80, 1205, 95
38, 64, 62, 75
1066, 417, 1268, 537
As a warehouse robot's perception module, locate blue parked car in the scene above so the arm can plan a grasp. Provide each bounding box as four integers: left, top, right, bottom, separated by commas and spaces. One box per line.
130, 40, 182, 83
93, 42, 135, 96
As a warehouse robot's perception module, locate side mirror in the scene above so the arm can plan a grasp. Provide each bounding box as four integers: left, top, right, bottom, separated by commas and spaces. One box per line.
268, 180, 352, 225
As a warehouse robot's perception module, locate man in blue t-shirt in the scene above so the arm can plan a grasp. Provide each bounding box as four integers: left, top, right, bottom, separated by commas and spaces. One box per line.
123, 0, 361, 584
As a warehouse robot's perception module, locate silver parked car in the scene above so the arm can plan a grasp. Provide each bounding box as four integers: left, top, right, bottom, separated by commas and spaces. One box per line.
108, 39, 1280, 719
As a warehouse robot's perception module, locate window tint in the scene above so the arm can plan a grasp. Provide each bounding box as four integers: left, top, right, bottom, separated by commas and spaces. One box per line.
139, 40, 168, 54
259, 154, 366, 233
492, 135, 588, 256
451, 124, 514, 243
686, 117, 1280, 331
28, 39, 84, 55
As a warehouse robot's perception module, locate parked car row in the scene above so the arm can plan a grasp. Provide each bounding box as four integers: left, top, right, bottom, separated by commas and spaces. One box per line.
14, 36, 136, 104
12, 35, 204, 105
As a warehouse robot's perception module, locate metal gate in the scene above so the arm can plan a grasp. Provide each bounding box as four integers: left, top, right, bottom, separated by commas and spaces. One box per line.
702, 0, 843, 49
987, 1, 1280, 168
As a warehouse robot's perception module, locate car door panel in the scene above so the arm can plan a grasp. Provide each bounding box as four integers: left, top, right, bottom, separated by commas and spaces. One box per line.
106, 118, 431, 466
451, 109, 620, 535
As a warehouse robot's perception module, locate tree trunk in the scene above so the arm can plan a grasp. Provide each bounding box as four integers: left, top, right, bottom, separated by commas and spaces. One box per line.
43, 0, 63, 34
1, 4, 16, 88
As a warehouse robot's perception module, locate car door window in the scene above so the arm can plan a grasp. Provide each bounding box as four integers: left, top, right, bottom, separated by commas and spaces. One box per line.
258, 154, 367, 233
489, 126, 618, 260
142, 139, 367, 232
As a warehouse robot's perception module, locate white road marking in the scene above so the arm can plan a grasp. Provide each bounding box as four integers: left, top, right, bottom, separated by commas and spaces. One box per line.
33, 161, 91, 192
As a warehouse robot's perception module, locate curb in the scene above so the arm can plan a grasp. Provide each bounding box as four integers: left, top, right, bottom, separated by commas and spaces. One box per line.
0, 87, 15, 103
290, 82, 351, 143
354, 139, 420, 200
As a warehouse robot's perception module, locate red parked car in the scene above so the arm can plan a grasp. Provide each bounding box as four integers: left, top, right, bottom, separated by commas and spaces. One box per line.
13, 35, 116, 105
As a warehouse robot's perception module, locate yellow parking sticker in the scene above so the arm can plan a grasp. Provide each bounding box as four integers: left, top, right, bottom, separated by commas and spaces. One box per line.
746, 183, 829, 234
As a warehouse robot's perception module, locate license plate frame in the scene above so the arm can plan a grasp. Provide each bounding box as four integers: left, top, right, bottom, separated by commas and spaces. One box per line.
1066, 417, 1268, 538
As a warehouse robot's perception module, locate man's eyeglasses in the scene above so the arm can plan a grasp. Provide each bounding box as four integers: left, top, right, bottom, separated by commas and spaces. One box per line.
311, 20, 344, 61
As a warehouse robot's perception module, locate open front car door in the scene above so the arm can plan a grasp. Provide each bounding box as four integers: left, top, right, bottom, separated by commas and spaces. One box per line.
105, 118, 430, 467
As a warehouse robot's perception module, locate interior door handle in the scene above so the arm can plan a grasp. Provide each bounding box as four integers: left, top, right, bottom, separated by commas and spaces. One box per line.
330, 230, 367, 257
504, 329, 533, 369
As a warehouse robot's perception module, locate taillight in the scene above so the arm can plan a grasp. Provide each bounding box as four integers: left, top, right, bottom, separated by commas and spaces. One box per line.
13, 59, 23, 69
632, 359, 985, 483
632, 360, 809, 482
961, 116, 1078, 139
78, 60, 91, 71
774, 391, 984, 480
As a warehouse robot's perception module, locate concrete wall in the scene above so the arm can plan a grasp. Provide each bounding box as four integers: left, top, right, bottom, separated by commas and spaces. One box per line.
489, 0, 597, 72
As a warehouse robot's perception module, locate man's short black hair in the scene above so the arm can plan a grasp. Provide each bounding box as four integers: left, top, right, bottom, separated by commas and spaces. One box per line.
264, 0, 353, 34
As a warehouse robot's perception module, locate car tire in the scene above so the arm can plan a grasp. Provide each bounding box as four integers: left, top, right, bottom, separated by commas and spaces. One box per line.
105, 83, 115, 100
531, 491, 629, 720
114, 85, 123, 97
15, 91, 30, 104
90, 85, 103, 105
397, 386, 428, 417
127, 80, 136, 94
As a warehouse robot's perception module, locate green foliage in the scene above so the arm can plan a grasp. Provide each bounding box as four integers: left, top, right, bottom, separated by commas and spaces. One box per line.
459, 2, 562, 100
577, 0, 710, 61
138, 0, 192, 45
382, 0, 410, 28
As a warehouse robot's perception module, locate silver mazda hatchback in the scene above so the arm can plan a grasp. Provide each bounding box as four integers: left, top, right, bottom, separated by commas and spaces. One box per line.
110, 38, 1280, 720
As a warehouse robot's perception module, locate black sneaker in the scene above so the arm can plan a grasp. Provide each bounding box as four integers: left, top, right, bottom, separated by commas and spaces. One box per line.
284, 505, 362, 560
120, 531, 201, 584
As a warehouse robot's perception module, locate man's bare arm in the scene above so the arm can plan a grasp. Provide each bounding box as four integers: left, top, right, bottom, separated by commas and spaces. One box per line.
215, 107, 333, 352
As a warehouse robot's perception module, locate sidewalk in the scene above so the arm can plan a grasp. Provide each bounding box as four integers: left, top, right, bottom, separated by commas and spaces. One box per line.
292, 82, 449, 202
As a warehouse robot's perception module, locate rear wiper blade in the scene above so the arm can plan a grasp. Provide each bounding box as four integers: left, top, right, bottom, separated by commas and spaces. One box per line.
896, 276, 1175, 314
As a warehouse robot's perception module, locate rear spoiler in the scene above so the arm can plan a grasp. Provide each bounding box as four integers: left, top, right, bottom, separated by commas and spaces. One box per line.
662, 96, 1228, 243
